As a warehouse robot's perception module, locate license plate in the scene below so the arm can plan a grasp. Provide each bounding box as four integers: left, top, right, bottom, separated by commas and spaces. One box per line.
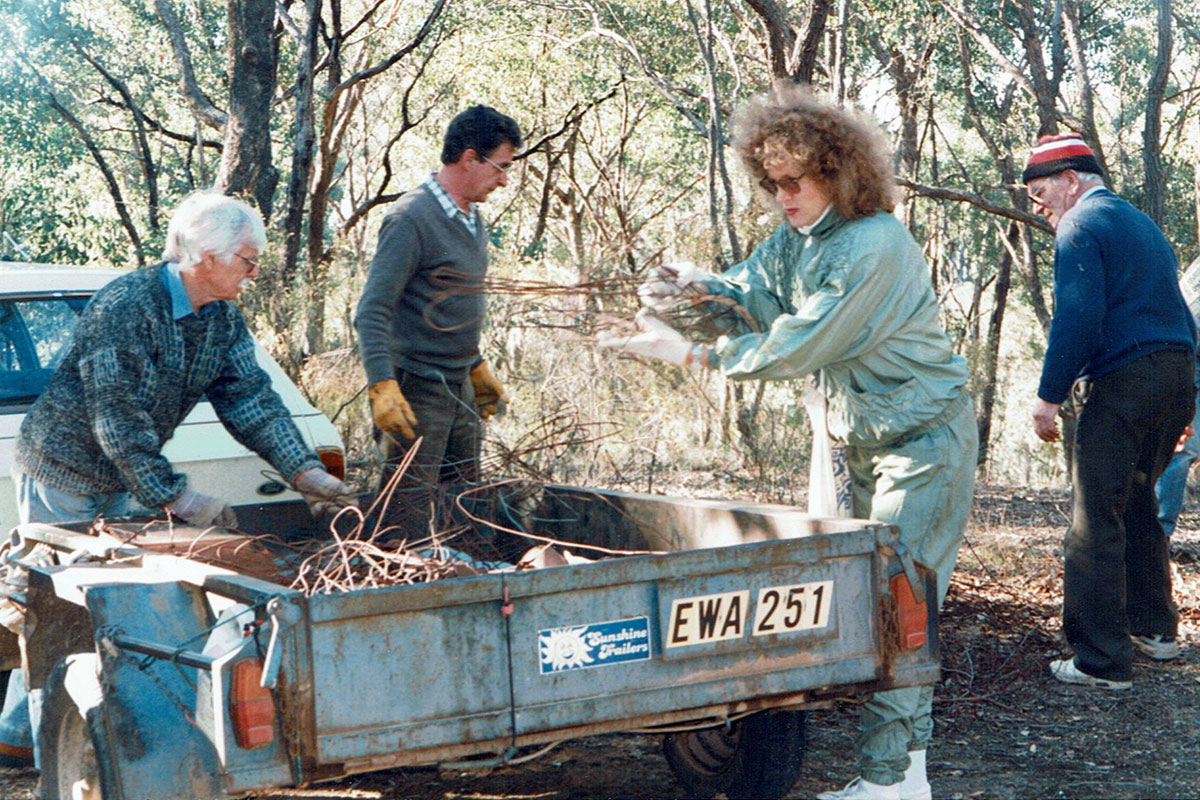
751, 581, 833, 636
665, 580, 833, 648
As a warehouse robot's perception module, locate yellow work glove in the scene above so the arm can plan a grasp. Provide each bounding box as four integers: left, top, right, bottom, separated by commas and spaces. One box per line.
368, 379, 417, 439
470, 360, 509, 420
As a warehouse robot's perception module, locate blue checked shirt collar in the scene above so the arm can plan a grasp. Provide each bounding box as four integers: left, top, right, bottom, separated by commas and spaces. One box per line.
162, 261, 218, 319
425, 174, 478, 236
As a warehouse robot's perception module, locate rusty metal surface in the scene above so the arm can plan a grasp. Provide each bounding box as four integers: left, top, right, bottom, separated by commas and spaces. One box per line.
300, 526, 936, 772
12, 487, 941, 798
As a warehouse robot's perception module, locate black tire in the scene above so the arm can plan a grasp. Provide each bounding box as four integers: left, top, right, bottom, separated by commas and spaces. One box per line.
38, 654, 108, 800
662, 709, 806, 800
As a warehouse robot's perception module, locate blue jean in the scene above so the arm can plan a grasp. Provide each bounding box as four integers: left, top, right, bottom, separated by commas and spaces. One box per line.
2, 467, 130, 762
0, 672, 33, 750
1154, 390, 1200, 536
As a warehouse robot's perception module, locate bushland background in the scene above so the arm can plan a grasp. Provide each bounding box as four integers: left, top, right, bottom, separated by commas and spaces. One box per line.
2, 0, 1199, 498
3, 6, 1200, 798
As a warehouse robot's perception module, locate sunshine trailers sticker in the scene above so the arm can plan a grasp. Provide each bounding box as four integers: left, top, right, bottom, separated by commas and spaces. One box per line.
538, 616, 653, 674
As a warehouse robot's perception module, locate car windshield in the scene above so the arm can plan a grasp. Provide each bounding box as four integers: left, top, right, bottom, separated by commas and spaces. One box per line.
0, 295, 91, 408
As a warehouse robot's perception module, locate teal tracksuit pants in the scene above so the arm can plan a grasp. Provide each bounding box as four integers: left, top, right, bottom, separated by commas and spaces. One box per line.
846, 397, 978, 785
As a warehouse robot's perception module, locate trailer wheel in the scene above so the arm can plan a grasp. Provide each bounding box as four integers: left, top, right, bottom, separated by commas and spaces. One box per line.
38, 654, 107, 800
662, 709, 806, 800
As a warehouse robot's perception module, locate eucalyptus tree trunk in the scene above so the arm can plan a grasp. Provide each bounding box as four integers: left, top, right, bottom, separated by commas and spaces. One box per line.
743, 0, 831, 83
219, 0, 279, 214
686, 0, 741, 267
976, 222, 1016, 467
1060, 0, 1108, 176
1143, 0, 1172, 227
831, 0, 850, 102
281, 0, 321, 288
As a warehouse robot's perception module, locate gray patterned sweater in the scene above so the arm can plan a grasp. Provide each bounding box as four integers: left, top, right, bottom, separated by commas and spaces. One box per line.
16, 264, 321, 509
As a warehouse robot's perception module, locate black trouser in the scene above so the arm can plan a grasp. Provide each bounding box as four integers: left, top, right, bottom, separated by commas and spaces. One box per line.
1064, 349, 1195, 681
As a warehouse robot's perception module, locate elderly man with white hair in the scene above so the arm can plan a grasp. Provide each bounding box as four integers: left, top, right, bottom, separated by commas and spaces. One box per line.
0, 190, 351, 767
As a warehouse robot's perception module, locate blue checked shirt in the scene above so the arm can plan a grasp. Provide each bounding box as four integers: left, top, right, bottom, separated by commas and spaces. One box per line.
424, 174, 479, 237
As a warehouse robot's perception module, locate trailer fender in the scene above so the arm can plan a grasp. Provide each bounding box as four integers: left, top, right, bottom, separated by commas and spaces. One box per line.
37, 653, 112, 800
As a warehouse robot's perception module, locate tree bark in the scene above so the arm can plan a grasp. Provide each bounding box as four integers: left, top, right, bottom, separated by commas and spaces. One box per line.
742, 0, 797, 79
976, 221, 1016, 466
1144, 0, 1173, 227
218, 0, 279, 213
832, 0, 850, 101
1060, 0, 1108, 176
793, 0, 832, 83
280, 0, 320, 287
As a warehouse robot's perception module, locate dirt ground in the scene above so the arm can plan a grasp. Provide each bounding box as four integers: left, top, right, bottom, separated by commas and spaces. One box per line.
2, 483, 1198, 799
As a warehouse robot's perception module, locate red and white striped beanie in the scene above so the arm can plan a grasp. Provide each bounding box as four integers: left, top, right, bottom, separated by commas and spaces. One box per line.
1022, 133, 1102, 183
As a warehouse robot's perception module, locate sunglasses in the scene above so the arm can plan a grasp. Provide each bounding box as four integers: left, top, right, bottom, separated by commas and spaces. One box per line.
758, 173, 806, 194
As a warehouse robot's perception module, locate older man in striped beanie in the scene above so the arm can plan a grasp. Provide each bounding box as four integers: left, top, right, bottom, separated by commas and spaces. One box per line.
1024, 132, 1195, 690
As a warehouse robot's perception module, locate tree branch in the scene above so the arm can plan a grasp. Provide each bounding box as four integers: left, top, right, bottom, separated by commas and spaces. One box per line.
896, 177, 1053, 234
330, 0, 447, 96
76, 45, 161, 231
46, 92, 146, 265
153, 0, 228, 130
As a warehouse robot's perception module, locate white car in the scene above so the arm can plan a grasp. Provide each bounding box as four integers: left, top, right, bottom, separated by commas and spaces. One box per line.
0, 262, 345, 531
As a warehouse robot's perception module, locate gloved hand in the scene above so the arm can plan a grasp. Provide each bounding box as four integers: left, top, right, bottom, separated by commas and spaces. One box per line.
637, 261, 699, 311
595, 309, 696, 366
470, 360, 509, 420
293, 468, 357, 519
368, 379, 417, 439
165, 489, 238, 528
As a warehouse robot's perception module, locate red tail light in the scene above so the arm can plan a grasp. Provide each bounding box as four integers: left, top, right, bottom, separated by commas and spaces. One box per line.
890, 573, 928, 651
316, 447, 346, 480
230, 658, 275, 749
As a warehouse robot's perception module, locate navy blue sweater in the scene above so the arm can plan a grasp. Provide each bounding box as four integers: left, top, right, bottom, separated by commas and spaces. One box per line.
1038, 188, 1195, 404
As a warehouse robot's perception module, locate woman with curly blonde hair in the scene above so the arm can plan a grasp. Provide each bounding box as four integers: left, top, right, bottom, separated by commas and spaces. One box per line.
603, 84, 978, 800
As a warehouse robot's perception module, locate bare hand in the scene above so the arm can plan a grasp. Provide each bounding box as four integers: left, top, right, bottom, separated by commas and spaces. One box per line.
1177, 422, 1195, 453
1032, 399, 1062, 443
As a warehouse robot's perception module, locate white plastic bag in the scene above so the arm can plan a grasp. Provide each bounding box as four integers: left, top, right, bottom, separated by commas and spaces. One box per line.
802, 380, 852, 518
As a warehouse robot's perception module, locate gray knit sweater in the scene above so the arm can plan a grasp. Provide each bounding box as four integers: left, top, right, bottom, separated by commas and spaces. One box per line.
354, 184, 488, 385
16, 265, 321, 509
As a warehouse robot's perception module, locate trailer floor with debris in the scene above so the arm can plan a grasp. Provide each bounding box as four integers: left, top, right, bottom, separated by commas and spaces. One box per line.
1, 484, 1197, 800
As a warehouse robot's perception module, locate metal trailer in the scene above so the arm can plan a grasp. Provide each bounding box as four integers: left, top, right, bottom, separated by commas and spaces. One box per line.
4, 484, 939, 800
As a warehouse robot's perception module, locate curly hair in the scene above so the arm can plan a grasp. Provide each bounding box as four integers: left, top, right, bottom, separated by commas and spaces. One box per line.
732, 82, 896, 220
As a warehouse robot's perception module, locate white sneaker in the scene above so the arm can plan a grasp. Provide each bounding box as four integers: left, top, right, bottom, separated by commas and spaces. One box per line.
1130, 634, 1181, 660
816, 777, 901, 800
897, 750, 932, 800
1049, 658, 1131, 690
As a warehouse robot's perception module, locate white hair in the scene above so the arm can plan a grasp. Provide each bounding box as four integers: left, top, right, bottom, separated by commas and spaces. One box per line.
162, 191, 267, 268
1071, 170, 1106, 189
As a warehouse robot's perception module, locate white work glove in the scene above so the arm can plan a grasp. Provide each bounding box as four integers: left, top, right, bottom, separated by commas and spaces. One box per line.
165, 489, 238, 529
637, 261, 699, 311
293, 468, 357, 519
595, 309, 696, 366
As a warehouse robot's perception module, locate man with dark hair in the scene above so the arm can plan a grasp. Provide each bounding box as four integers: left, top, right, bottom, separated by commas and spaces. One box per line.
355, 105, 522, 492
1024, 133, 1195, 690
